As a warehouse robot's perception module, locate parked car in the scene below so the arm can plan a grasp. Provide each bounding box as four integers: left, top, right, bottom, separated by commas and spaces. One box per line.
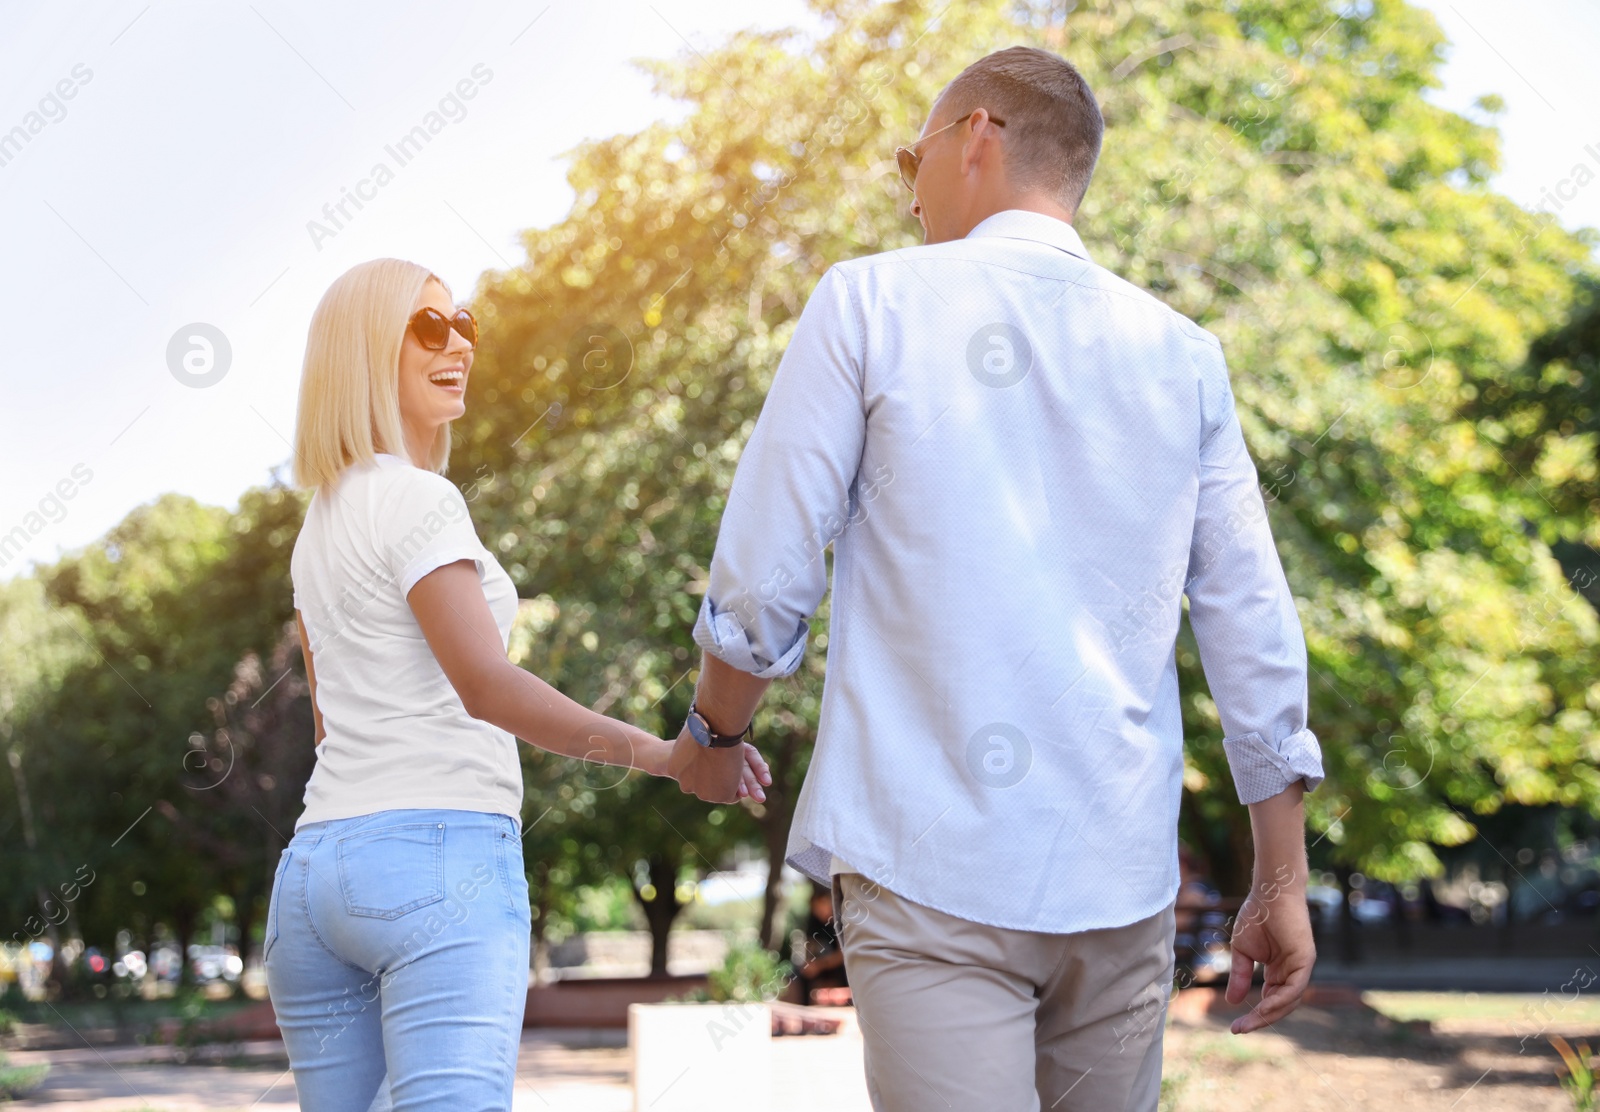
1305, 884, 1342, 928
112, 950, 148, 980
1349, 889, 1393, 923
188, 945, 243, 983
148, 944, 182, 982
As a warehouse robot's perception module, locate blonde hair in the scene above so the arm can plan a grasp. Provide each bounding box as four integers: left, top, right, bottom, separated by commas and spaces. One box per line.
292, 258, 454, 491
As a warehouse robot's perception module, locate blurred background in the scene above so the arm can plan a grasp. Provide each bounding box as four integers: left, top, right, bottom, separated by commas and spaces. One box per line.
3, 0, 1600, 1108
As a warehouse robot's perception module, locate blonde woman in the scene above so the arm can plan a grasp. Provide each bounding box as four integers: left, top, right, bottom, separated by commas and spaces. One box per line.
264, 258, 769, 1109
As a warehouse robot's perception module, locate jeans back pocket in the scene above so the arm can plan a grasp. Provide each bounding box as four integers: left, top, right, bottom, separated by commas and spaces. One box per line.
336, 822, 446, 919
263, 848, 293, 964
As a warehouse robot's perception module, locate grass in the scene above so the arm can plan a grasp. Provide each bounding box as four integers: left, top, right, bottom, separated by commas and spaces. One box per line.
1187, 1034, 1275, 1064
1363, 990, 1600, 1027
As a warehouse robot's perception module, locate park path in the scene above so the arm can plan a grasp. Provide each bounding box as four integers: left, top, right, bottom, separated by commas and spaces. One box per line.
7, 991, 1580, 1111
6, 1027, 875, 1111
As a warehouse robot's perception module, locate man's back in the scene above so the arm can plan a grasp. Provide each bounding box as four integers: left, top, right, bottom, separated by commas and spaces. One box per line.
693, 208, 1323, 933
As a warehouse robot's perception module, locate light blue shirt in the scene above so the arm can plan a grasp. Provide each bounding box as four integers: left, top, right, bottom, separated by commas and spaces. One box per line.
692, 209, 1325, 933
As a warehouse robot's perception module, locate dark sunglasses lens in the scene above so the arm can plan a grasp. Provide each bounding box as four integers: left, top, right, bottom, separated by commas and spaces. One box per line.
451, 311, 478, 346
896, 149, 918, 192
411, 310, 449, 349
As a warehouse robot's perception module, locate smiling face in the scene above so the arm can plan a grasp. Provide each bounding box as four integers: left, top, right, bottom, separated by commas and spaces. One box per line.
396, 277, 474, 463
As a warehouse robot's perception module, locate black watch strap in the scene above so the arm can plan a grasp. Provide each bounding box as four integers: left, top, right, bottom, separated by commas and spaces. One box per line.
686, 701, 753, 749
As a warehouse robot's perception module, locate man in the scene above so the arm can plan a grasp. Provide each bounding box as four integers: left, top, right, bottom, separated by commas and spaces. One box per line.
668, 45, 1325, 1110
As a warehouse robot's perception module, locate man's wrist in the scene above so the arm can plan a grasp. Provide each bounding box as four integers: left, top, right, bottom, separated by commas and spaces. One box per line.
689, 653, 771, 742
690, 698, 750, 739
685, 698, 752, 748
1246, 780, 1307, 882
1249, 857, 1308, 899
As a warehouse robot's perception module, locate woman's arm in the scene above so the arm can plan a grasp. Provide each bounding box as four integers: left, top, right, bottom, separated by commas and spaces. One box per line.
295, 611, 325, 745
405, 559, 673, 776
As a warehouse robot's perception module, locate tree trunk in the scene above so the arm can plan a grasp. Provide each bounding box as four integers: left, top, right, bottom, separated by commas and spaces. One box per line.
1496, 859, 1515, 957
1392, 886, 1411, 953
174, 910, 196, 991
1334, 864, 1361, 963
756, 730, 804, 950
759, 824, 790, 950
634, 854, 682, 979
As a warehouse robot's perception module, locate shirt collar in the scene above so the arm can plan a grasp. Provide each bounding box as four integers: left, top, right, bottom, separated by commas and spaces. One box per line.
964, 209, 1091, 262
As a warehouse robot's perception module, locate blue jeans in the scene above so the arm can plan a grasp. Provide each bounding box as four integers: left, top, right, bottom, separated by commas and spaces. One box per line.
264, 808, 531, 1111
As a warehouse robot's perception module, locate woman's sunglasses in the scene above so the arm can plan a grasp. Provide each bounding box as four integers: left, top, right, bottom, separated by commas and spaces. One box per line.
895, 110, 1005, 193
407, 306, 479, 350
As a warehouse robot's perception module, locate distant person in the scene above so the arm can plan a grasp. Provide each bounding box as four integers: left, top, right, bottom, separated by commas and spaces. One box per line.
1175, 845, 1222, 928
1173, 844, 1222, 977
669, 46, 1325, 1110
267, 258, 769, 1109
790, 880, 848, 1004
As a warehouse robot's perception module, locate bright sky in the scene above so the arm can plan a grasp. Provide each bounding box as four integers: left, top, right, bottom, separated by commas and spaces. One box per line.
2, 0, 1597, 582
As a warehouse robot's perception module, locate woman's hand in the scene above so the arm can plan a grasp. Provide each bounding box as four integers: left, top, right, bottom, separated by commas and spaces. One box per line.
734, 742, 771, 803
635, 735, 676, 779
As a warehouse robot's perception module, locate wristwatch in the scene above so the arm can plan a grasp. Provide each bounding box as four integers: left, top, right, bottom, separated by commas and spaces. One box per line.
684, 701, 753, 749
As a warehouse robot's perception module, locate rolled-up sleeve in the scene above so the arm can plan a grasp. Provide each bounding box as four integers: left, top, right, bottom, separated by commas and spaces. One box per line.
1184, 345, 1326, 805
692, 266, 867, 679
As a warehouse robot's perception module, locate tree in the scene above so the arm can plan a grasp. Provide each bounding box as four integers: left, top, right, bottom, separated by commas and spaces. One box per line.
24, 495, 233, 988
0, 575, 92, 989
173, 620, 316, 976
168, 482, 311, 972
453, 0, 1600, 909
6, 481, 307, 990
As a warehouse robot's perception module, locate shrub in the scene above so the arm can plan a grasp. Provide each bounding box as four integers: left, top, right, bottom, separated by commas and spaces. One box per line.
706, 940, 786, 1004
0, 1052, 49, 1101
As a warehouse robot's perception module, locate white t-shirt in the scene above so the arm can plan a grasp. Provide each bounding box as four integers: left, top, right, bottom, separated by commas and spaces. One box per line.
290, 452, 523, 831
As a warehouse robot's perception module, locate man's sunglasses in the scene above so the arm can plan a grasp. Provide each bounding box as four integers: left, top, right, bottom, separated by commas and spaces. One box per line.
407, 306, 479, 350
894, 110, 1005, 193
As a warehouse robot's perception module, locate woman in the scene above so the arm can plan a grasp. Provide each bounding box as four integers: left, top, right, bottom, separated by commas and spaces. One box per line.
264, 258, 769, 1110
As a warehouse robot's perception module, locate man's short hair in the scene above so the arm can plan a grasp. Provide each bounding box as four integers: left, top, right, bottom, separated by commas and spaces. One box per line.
936, 46, 1104, 212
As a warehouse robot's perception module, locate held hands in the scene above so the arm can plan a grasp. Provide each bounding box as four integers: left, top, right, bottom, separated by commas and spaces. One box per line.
665, 724, 771, 805
1224, 868, 1316, 1035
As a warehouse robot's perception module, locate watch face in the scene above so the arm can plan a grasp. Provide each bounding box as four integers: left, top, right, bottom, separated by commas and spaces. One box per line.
686, 711, 711, 747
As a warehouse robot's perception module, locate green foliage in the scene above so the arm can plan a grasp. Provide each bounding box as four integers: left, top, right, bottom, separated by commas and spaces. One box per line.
4, 0, 1600, 995
456, 0, 1600, 896
1552, 1036, 1599, 1112
0, 482, 311, 984
565, 876, 645, 935
0, 1052, 48, 1101
167, 989, 218, 1056
705, 939, 786, 1004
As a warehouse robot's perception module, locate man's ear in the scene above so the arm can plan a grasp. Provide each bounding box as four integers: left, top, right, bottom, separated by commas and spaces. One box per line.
960, 111, 998, 179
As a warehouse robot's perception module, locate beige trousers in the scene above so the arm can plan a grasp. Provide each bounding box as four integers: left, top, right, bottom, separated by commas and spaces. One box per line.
833, 872, 1177, 1112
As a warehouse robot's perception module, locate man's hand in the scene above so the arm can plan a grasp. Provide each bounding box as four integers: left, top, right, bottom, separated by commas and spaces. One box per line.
667, 726, 770, 804
1224, 875, 1316, 1034
1228, 778, 1315, 1034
